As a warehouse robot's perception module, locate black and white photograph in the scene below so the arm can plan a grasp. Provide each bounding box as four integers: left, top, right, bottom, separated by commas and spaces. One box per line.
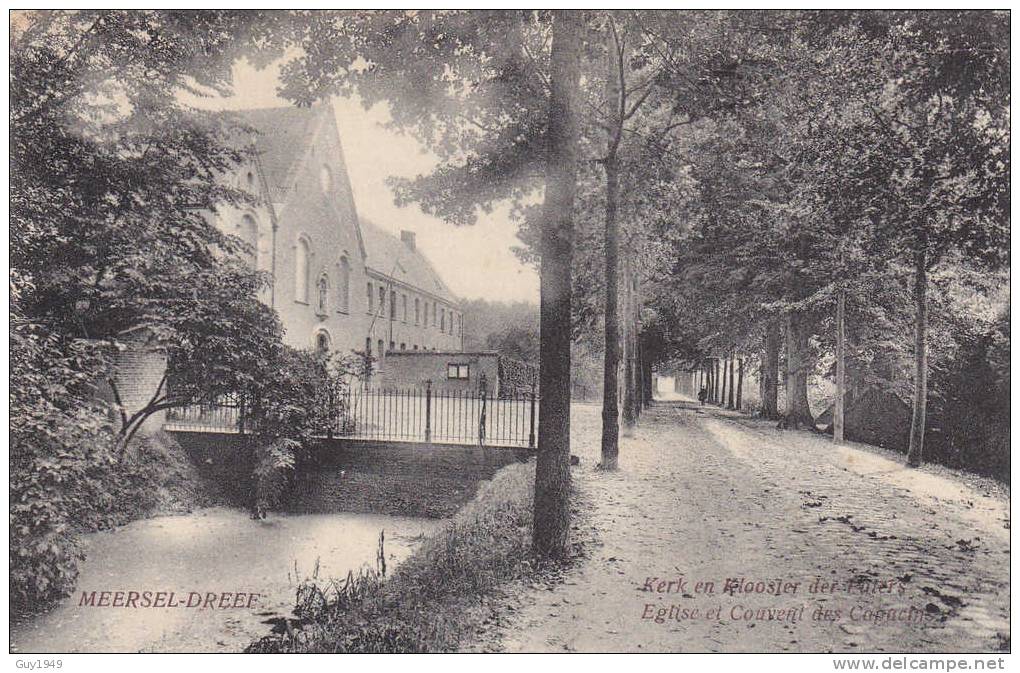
7, 7, 1012, 665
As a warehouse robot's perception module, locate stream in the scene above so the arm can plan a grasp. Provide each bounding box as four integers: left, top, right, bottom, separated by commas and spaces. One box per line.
10, 506, 444, 653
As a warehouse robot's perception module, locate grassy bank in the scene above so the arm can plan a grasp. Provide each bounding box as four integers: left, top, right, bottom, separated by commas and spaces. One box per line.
247, 459, 579, 653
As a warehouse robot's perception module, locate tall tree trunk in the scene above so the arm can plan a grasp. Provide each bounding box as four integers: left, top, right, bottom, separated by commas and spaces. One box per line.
714, 358, 721, 404
762, 321, 781, 419
783, 311, 815, 429
834, 289, 846, 444
533, 10, 581, 559
641, 336, 653, 406
727, 354, 735, 409
720, 357, 728, 408
736, 358, 744, 410
906, 249, 928, 467
599, 169, 621, 465
599, 24, 623, 470
622, 256, 637, 430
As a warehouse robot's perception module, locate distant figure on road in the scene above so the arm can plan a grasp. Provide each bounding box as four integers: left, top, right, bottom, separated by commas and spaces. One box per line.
698, 387, 707, 406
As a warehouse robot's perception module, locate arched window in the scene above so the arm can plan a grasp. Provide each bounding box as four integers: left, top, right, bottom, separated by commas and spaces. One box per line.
320, 165, 333, 194
316, 273, 330, 314
338, 257, 351, 313
295, 238, 310, 303
315, 330, 331, 354
239, 214, 259, 268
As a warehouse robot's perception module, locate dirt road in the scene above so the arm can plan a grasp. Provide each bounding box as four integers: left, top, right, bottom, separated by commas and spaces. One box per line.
482, 397, 1010, 653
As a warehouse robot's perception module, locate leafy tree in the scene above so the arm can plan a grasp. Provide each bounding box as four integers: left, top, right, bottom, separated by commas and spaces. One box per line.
819, 12, 1009, 464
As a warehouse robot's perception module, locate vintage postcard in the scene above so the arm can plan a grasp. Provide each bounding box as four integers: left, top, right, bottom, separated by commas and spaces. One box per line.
8, 7, 1011, 667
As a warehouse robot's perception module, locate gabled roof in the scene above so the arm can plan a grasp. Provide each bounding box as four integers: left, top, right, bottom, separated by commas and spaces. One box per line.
224, 104, 458, 306
227, 105, 326, 201
359, 217, 459, 305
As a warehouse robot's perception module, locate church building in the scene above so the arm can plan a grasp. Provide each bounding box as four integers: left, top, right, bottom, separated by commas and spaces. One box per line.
217, 103, 464, 364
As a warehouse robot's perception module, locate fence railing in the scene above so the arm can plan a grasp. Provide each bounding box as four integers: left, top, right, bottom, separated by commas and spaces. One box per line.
164, 382, 539, 449
338, 382, 537, 448
165, 392, 243, 433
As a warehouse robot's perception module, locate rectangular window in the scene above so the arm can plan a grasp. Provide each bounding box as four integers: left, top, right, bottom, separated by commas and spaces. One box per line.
367, 282, 374, 312
378, 286, 385, 315
447, 363, 470, 380
390, 290, 397, 319
415, 298, 420, 325
433, 303, 437, 326
402, 294, 408, 322
365, 337, 371, 356
441, 308, 446, 332
390, 341, 395, 352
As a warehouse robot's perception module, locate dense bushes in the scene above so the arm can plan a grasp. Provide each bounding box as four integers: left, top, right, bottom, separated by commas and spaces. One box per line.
244, 349, 364, 515
10, 317, 116, 614
926, 308, 1010, 481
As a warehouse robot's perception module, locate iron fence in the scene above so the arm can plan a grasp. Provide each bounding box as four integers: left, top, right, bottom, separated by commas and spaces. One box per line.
338, 382, 537, 447
165, 392, 243, 433
164, 383, 539, 449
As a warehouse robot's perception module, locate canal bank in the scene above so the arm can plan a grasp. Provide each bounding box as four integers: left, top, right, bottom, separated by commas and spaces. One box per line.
10, 507, 443, 653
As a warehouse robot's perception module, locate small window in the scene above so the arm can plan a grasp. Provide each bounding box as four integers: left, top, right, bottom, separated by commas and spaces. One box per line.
415, 298, 420, 325
320, 165, 333, 193
441, 308, 446, 332
365, 337, 372, 356
338, 257, 350, 313
402, 294, 408, 322
389, 341, 395, 352
295, 238, 310, 303
316, 273, 330, 314
367, 282, 374, 312
413, 345, 419, 351
315, 331, 331, 353
378, 286, 386, 314
378, 339, 384, 359
390, 290, 396, 319
246, 171, 256, 190
400, 343, 406, 351
447, 363, 470, 380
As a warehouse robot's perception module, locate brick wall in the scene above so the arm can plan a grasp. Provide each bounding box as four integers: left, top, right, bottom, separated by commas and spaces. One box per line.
169, 432, 529, 518
377, 352, 499, 392
100, 333, 169, 436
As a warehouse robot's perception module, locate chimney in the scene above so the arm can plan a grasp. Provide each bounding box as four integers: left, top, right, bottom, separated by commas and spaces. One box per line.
400, 230, 416, 251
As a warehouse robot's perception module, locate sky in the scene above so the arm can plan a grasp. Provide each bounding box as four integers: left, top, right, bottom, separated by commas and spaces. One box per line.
202, 58, 541, 305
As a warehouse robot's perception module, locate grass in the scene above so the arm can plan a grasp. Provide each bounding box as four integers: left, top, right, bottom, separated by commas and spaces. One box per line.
246, 459, 574, 653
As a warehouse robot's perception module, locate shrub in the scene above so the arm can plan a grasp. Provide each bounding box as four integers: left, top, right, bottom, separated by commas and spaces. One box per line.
243, 348, 365, 516
10, 318, 117, 614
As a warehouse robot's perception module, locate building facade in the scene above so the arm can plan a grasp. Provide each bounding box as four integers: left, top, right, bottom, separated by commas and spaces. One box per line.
218, 104, 464, 366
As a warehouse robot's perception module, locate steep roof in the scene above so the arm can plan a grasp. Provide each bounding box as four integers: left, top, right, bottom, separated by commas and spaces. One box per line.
359, 218, 459, 305
226, 104, 458, 306
228, 105, 325, 201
